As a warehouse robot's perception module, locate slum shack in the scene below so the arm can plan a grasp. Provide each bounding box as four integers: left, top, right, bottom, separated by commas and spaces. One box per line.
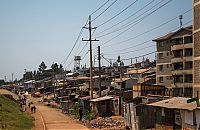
148, 97, 200, 130
90, 96, 114, 117
133, 83, 165, 98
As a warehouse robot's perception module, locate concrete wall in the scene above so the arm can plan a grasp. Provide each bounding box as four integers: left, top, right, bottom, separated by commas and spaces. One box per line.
193, 0, 200, 98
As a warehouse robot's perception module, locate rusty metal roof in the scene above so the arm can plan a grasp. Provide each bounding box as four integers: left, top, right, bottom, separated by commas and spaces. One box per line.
148, 97, 198, 111
90, 96, 114, 102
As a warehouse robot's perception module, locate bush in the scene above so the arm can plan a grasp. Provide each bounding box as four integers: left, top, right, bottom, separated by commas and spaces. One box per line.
83, 112, 96, 121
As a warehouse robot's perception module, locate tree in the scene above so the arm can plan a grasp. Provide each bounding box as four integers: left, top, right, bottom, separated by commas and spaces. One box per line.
51, 63, 59, 74
59, 64, 64, 73
39, 61, 47, 73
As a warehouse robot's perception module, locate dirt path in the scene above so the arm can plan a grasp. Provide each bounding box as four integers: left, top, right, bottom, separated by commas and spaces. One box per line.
32, 104, 89, 130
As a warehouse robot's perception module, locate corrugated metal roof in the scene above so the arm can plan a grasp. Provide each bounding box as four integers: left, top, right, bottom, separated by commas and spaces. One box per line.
90, 96, 113, 102
125, 67, 155, 75
114, 78, 132, 83
148, 97, 198, 111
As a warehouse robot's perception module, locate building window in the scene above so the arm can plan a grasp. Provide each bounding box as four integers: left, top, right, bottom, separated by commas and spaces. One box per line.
184, 48, 193, 57
185, 61, 193, 70
159, 77, 163, 83
166, 52, 169, 56
184, 36, 193, 44
172, 38, 183, 45
184, 74, 193, 83
174, 75, 183, 83
159, 41, 165, 47
159, 65, 163, 71
158, 53, 164, 59
166, 76, 170, 80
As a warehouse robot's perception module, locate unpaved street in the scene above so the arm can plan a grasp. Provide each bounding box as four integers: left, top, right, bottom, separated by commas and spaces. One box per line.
33, 104, 89, 130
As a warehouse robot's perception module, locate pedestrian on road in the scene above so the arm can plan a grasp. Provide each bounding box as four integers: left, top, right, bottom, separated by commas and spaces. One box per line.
33, 106, 36, 113
28, 102, 31, 108
79, 106, 83, 121
31, 106, 33, 112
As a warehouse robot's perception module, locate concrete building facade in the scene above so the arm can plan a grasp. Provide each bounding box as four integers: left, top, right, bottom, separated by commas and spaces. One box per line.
153, 26, 193, 97
193, 0, 200, 98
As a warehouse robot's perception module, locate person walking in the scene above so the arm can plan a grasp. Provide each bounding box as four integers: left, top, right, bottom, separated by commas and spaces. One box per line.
79, 107, 83, 121
28, 102, 31, 108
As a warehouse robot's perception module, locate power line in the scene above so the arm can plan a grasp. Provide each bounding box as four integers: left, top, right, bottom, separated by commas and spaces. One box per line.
92, 0, 119, 22
62, 18, 89, 65
97, 0, 172, 38
101, 54, 113, 64
96, 0, 165, 38
122, 51, 156, 61
104, 45, 156, 55
82, 50, 90, 60
103, 19, 192, 54
95, 0, 156, 36
102, 51, 156, 63
90, 0, 111, 16
62, 0, 111, 67
97, 0, 139, 28
100, 0, 173, 46
102, 8, 191, 49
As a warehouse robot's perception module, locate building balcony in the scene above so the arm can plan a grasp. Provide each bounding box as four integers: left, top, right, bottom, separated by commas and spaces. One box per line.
171, 57, 183, 63
171, 43, 193, 51
171, 56, 193, 63
172, 69, 193, 75
171, 83, 193, 88
184, 56, 193, 61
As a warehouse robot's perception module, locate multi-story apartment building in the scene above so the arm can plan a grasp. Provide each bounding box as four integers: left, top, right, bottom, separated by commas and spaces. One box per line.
153, 33, 173, 95
153, 26, 193, 97
193, 0, 200, 98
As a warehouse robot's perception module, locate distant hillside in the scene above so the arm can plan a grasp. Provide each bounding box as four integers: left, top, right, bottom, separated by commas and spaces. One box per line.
0, 95, 33, 130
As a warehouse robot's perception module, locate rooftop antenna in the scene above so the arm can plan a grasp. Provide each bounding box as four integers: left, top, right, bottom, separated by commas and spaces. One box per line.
179, 15, 183, 28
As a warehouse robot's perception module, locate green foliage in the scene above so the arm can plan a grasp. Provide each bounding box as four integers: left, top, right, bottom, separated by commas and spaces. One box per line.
68, 103, 96, 121
0, 95, 34, 130
68, 103, 79, 119
38, 61, 47, 72
51, 63, 59, 74
83, 111, 96, 121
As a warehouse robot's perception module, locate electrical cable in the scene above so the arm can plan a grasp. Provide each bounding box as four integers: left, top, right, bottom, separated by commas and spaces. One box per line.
100, 0, 173, 47
97, 0, 139, 28
92, 0, 119, 22
62, 19, 89, 65
95, 0, 156, 36
102, 9, 191, 49
90, 0, 111, 16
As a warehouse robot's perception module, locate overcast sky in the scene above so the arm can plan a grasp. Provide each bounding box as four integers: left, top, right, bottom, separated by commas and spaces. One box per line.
0, 0, 192, 81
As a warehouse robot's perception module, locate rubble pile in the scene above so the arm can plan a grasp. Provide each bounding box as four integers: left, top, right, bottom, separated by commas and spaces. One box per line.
88, 116, 125, 130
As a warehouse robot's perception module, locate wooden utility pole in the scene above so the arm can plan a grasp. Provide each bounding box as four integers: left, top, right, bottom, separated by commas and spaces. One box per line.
98, 46, 101, 97
12, 73, 13, 82
82, 16, 99, 99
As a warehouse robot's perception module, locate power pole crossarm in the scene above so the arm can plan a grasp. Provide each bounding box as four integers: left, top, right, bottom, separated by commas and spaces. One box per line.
82, 15, 99, 99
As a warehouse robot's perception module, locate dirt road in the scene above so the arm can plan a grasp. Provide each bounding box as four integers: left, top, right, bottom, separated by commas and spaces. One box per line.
32, 104, 89, 130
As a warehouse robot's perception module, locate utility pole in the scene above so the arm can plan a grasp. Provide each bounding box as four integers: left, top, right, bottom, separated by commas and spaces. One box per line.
179, 15, 183, 29
12, 73, 13, 82
131, 58, 133, 66
82, 15, 99, 99
98, 46, 101, 97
